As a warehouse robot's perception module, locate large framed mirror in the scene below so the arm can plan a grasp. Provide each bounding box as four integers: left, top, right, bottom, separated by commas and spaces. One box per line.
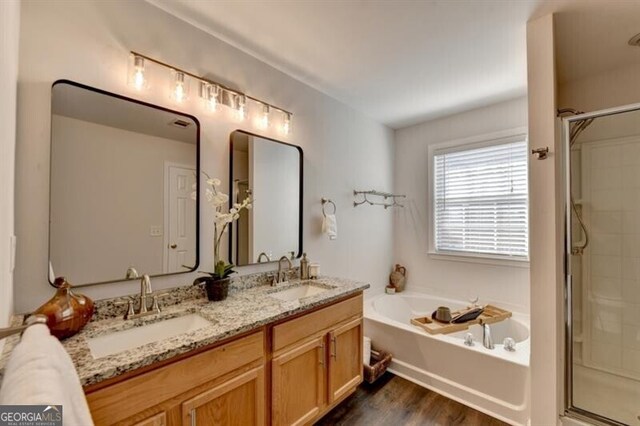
229, 130, 303, 266
49, 80, 200, 287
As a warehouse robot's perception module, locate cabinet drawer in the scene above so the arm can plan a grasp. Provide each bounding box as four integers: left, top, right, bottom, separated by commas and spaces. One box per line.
87, 331, 264, 425
272, 293, 362, 351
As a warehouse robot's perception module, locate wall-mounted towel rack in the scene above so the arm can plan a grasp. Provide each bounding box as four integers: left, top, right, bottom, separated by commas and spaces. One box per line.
0, 315, 48, 340
353, 190, 405, 209
321, 198, 336, 216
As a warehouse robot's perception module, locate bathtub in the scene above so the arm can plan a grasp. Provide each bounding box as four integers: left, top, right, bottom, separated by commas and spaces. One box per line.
364, 292, 530, 426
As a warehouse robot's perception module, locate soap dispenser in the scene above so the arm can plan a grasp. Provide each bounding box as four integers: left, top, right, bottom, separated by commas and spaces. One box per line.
300, 253, 310, 280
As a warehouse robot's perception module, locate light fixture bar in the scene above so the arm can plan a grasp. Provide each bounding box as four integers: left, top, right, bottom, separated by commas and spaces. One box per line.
131, 51, 293, 117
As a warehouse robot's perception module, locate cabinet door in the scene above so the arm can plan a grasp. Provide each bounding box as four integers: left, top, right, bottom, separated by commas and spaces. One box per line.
272, 336, 326, 426
181, 366, 265, 426
132, 412, 166, 426
327, 318, 363, 403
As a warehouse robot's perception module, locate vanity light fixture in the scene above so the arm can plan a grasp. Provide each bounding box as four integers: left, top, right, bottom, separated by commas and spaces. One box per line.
208, 84, 219, 112
236, 94, 247, 120
128, 54, 147, 91
283, 112, 291, 135
199, 81, 219, 112
259, 104, 270, 129
171, 71, 188, 103
128, 51, 292, 131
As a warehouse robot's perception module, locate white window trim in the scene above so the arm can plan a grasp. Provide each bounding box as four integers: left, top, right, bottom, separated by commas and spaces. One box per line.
427, 127, 530, 266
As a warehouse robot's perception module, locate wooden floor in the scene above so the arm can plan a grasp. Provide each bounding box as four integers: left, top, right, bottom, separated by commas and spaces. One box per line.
315, 373, 508, 426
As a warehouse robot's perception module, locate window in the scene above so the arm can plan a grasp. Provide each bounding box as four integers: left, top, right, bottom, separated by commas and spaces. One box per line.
432, 135, 528, 260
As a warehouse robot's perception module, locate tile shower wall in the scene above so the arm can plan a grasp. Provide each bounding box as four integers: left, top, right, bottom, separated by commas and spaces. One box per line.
582, 137, 640, 378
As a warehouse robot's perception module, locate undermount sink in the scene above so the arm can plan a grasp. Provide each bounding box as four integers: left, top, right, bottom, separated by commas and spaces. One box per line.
86, 314, 213, 359
269, 284, 330, 302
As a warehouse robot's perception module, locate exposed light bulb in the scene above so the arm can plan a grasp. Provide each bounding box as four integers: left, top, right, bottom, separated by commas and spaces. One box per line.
174, 72, 186, 103
208, 85, 219, 112
259, 104, 270, 129
283, 113, 291, 135
128, 55, 148, 91
236, 95, 246, 120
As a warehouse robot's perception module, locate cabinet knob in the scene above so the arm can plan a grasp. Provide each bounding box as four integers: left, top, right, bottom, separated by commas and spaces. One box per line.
169, 243, 178, 249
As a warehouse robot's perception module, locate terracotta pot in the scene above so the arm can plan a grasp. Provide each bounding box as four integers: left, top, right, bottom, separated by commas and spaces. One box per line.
33, 277, 94, 340
389, 264, 407, 293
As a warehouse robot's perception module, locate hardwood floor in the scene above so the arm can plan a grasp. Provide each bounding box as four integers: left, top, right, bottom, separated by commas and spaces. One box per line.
315, 373, 508, 426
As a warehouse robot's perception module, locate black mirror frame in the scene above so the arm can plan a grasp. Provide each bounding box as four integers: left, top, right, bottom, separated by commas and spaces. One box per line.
48, 79, 201, 288
228, 129, 303, 266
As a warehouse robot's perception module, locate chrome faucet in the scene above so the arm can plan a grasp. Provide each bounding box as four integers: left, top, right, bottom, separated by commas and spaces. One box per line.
482, 323, 495, 350
117, 274, 168, 320
257, 252, 271, 263
276, 256, 293, 284
139, 274, 152, 314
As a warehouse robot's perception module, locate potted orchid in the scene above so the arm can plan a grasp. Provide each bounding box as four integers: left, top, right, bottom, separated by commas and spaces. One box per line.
193, 173, 251, 301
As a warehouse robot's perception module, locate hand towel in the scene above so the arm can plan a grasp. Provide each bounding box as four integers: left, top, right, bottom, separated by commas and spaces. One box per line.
322, 214, 338, 240
0, 324, 94, 426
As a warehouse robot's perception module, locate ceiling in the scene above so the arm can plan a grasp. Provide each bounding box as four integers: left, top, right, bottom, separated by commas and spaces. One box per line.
147, 0, 640, 129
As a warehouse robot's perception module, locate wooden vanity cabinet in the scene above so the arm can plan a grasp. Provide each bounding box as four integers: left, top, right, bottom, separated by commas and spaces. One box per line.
86, 331, 266, 426
86, 292, 363, 426
271, 336, 326, 425
327, 317, 364, 404
270, 294, 364, 426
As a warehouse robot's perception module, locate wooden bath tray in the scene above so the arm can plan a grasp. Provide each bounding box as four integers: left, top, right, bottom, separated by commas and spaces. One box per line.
410, 305, 511, 335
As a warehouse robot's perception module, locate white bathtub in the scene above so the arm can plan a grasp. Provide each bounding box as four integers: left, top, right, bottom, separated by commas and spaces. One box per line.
364, 292, 530, 426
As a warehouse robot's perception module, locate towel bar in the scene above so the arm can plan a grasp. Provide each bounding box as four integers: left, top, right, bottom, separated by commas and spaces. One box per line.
0, 314, 48, 340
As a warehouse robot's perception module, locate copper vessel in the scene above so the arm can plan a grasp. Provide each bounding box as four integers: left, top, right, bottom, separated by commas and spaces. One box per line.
33, 277, 94, 339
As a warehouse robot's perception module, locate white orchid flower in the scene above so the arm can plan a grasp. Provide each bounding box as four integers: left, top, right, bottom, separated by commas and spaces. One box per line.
207, 178, 221, 187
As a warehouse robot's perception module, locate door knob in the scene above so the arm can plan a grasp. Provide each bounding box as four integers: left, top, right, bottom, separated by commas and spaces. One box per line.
169, 243, 177, 249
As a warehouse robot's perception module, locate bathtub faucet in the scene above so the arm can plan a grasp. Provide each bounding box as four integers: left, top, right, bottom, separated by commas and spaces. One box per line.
482, 323, 495, 350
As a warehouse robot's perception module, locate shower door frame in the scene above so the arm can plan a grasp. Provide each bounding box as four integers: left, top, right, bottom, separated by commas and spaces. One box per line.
563, 101, 640, 426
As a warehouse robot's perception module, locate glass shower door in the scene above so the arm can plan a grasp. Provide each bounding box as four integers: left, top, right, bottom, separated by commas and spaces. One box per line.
565, 105, 640, 425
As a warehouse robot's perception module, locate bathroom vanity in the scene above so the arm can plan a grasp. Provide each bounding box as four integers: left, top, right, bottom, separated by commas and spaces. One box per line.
58, 278, 368, 425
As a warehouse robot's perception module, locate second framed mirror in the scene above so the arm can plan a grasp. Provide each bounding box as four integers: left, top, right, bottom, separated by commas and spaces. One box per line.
229, 130, 303, 266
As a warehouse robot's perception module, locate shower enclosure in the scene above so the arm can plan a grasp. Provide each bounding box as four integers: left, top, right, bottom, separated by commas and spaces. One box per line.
564, 103, 640, 425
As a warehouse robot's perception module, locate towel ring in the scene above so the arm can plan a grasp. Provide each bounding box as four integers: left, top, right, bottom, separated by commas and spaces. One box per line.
321, 198, 336, 217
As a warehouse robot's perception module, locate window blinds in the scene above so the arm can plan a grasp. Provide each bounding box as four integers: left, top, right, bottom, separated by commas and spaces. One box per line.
433, 139, 529, 259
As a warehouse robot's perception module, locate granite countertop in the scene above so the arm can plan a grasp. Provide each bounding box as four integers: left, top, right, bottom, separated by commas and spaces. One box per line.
0, 273, 369, 387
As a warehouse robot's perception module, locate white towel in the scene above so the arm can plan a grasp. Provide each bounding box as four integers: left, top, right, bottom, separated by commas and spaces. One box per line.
363, 336, 372, 366
322, 214, 338, 240
0, 324, 94, 426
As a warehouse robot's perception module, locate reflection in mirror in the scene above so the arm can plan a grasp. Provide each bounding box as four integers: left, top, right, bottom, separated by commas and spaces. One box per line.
229, 131, 302, 266
49, 81, 199, 287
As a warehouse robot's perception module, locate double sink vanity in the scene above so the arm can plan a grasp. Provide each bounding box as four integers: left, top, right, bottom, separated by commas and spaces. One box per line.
1, 273, 368, 426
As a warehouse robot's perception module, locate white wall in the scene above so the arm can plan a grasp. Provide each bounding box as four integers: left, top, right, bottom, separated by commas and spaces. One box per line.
394, 96, 530, 313
14, 0, 394, 312
527, 14, 564, 425
50, 115, 196, 284
0, 0, 20, 350
558, 63, 640, 114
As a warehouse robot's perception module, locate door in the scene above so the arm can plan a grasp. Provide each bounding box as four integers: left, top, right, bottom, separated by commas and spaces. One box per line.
272, 336, 326, 426
132, 412, 166, 426
181, 366, 265, 426
327, 318, 363, 403
165, 164, 196, 273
